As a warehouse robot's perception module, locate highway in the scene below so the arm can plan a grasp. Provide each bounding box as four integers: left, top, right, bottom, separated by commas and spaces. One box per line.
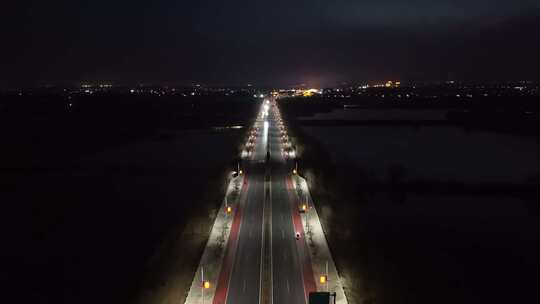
214, 100, 315, 304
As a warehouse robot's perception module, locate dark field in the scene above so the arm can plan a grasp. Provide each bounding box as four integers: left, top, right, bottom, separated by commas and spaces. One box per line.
281, 99, 540, 304
0, 94, 257, 304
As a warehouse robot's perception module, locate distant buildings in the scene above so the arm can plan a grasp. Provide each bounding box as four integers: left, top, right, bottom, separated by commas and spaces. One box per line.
2, 81, 538, 101
275, 88, 323, 98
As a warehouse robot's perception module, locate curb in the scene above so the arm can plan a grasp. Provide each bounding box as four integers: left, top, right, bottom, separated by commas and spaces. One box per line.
293, 175, 349, 304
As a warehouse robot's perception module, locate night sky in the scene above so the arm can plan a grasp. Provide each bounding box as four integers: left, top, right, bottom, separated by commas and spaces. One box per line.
2, 0, 540, 87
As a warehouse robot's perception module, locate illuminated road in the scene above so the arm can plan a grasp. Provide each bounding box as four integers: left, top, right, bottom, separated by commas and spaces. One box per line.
214, 100, 315, 304
268, 125, 313, 304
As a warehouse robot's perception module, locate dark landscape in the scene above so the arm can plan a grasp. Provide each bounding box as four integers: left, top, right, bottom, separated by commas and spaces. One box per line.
280, 92, 540, 304
0, 89, 258, 303
3, 1, 540, 304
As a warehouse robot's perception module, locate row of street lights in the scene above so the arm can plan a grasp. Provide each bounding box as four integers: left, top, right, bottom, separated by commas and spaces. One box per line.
201, 162, 246, 302
242, 100, 270, 159
272, 103, 297, 160
200, 100, 330, 304
201, 148, 253, 302
272, 100, 331, 292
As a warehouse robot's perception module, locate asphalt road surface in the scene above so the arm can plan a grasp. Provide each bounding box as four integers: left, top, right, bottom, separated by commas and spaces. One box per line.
222, 101, 313, 304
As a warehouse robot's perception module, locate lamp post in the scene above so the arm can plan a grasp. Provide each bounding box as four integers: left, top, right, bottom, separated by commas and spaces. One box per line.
201, 267, 204, 304
319, 261, 329, 292
201, 266, 210, 304
237, 162, 241, 175
326, 261, 329, 292
225, 197, 232, 214
302, 201, 308, 232
304, 208, 308, 235
305, 190, 308, 225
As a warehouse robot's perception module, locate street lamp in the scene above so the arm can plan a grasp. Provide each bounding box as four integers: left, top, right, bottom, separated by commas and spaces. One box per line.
225, 197, 232, 214
201, 267, 210, 304
325, 261, 329, 292
303, 187, 310, 221
302, 202, 309, 232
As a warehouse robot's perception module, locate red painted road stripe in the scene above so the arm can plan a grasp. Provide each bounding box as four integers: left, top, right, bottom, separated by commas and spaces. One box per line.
286, 177, 317, 301
213, 177, 250, 304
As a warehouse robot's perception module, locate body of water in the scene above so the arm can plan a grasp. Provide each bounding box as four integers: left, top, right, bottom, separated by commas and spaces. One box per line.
300, 108, 449, 121
304, 125, 540, 182
300, 108, 540, 183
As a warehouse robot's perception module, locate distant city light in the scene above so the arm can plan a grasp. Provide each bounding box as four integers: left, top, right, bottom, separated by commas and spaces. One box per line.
293, 88, 322, 97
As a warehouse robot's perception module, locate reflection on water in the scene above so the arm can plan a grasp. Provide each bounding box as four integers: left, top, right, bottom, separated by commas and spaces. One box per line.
212, 125, 244, 130
300, 108, 448, 121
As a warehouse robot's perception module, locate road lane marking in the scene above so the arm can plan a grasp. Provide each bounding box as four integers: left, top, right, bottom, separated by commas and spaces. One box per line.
281, 229, 284, 239
286, 279, 290, 294
259, 170, 268, 304
243, 279, 246, 293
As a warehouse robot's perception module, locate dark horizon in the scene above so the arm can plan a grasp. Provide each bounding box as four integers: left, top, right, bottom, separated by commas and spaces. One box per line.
2, 79, 540, 92
3, 2, 540, 304
2, 1, 540, 88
